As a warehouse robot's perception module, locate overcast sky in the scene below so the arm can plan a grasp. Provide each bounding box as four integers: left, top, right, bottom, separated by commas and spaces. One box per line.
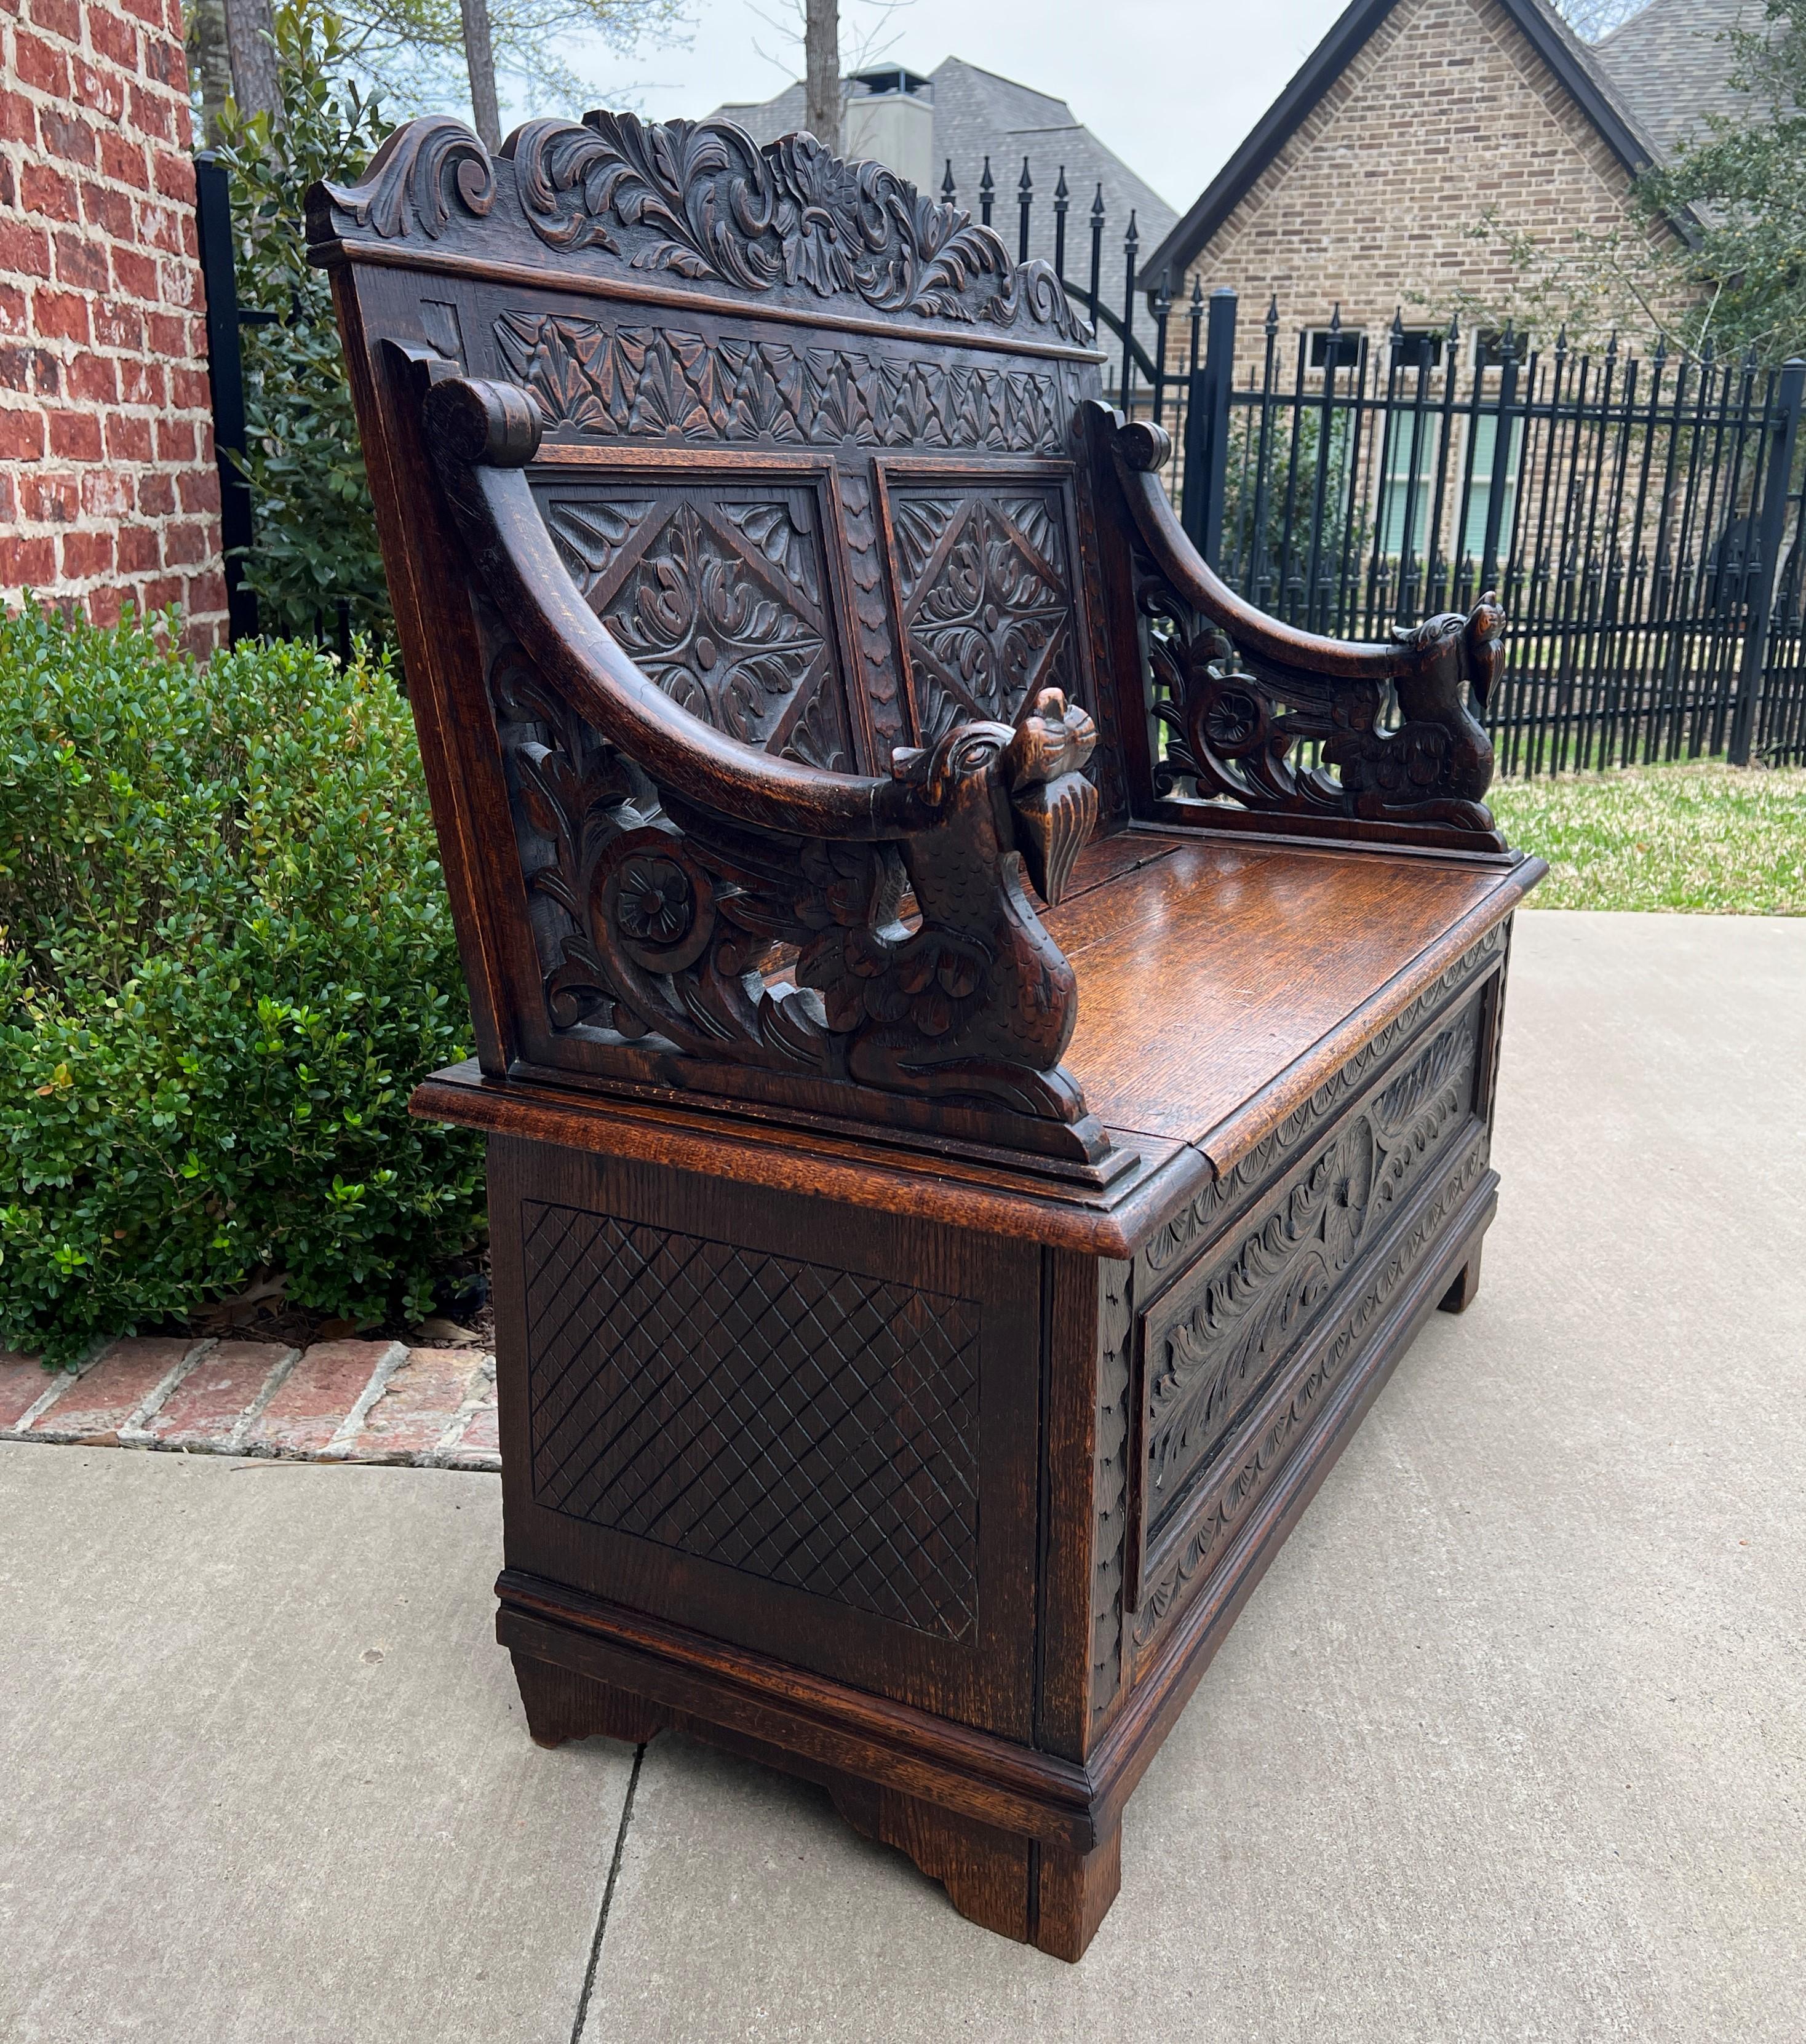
553, 0, 1355, 211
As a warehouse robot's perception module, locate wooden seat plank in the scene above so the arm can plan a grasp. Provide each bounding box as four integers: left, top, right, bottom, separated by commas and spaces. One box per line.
1049, 837, 1529, 1152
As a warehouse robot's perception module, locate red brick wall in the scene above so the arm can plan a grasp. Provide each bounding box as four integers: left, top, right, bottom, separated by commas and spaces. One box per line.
0, 0, 225, 648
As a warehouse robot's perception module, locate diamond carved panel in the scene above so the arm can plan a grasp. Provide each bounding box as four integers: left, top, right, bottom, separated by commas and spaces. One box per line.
886, 483, 1081, 740
522, 1201, 982, 1640
534, 480, 855, 768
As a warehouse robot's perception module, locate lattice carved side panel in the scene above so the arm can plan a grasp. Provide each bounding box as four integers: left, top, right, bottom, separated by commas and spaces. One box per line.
521, 1200, 982, 1639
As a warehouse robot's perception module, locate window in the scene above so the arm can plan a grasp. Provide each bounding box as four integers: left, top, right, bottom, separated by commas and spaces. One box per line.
1308, 327, 1364, 370
1377, 412, 1441, 556
1460, 412, 1522, 560
1391, 328, 1445, 371
1475, 328, 1527, 368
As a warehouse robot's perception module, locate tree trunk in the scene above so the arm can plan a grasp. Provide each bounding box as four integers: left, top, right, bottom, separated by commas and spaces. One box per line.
186, 0, 234, 145
460, 0, 503, 153
804, 0, 840, 156
221, 0, 280, 127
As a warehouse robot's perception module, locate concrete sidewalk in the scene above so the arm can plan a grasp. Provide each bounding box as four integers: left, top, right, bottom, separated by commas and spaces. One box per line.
2, 911, 1802, 2044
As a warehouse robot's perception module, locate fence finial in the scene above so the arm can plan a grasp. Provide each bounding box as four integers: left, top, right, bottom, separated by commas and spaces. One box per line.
1265, 292, 1279, 338
941, 157, 955, 204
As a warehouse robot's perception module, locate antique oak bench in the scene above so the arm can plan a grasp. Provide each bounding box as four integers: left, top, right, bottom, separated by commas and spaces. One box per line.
311, 113, 1544, 1960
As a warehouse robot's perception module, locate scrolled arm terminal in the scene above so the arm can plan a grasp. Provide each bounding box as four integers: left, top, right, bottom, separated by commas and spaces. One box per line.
1098, 400, 1503, 840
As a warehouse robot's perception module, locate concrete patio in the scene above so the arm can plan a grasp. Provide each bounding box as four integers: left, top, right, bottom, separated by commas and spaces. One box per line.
2, 909, 1802, 2044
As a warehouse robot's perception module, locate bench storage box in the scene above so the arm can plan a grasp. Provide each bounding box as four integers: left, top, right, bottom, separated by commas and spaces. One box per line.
312, 112, 1543, 1959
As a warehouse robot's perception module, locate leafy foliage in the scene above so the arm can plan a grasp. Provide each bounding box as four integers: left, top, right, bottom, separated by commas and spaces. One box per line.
0, 605, 483, 1364
214, 4, 394, 645
1221, 400, 1370, 613
1638, 0, 1806, 364
326, 0, 685, 125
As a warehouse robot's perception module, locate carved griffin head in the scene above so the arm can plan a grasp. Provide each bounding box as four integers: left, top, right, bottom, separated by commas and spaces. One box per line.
1393, 591, 1506, 718
1002, 689, 1099, 909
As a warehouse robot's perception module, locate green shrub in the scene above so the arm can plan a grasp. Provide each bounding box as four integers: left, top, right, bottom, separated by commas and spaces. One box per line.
214, 4, 394, 645
0, 604, 483, 1363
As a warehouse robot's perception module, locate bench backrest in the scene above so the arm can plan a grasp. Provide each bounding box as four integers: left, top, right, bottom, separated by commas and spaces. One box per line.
312, 113, 1127, 817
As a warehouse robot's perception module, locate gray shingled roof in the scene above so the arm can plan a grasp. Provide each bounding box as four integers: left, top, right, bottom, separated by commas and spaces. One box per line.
711, 57, 1178, 313
1591, 0, 1761, 162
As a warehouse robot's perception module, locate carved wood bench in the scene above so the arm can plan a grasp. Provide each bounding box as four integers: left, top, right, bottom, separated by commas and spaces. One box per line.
311, 113, 1545, 1960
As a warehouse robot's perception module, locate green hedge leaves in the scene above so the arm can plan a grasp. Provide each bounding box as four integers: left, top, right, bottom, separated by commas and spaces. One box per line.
0, 605, 483, 1362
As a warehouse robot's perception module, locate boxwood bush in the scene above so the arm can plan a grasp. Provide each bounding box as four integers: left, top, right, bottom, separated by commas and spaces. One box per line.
0, 604, 483, 1364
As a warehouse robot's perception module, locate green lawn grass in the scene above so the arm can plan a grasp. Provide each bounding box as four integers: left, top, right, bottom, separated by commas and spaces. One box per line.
1487, 759, 1806, 913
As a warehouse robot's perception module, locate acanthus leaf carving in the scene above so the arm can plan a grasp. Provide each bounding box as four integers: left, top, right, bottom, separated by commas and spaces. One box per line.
499, 114, 1091, 344
1132, 1134, 1492, 1656
1141, 1004, 1481, 1537
494, 311, 1064, 457
1137, 549, 1503, 838
316, 114, 495, 241
893, 488, 1078, 728
489, 630, 1097, 1124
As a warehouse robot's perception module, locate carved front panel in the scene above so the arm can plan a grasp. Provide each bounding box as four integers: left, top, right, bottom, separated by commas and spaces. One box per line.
1131, 1126, 1492, 1660
1141, 998, 1482, 1548
1137, 926, 1504, 1287
535, 474, 857, 768
521, 1198, 982, 1640
1119, 988, 1492, 1669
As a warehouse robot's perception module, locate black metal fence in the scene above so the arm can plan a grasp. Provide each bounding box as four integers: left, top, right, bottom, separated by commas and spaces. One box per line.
1168, 296, 1806, 774
870, 164, 1806, 774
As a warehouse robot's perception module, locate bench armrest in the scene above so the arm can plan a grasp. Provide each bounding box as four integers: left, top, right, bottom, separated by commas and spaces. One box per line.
423, 373, 1105, 1142
1100, 406, 1505, 847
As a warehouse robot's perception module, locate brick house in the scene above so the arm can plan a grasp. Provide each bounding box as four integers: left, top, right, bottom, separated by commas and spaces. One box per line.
1, 0, 225, 646
1139, 0, 1736, 379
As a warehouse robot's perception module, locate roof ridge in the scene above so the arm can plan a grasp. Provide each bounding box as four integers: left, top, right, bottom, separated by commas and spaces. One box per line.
931, 55, 1075, 114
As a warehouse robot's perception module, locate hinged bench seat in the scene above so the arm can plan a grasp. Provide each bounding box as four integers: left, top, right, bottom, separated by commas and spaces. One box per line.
313, 109, 1544, 1961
